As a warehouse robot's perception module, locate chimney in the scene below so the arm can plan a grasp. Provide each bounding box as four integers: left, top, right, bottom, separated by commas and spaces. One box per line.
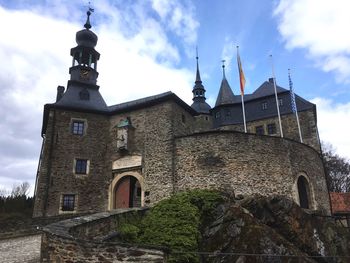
56, 86, 65, 102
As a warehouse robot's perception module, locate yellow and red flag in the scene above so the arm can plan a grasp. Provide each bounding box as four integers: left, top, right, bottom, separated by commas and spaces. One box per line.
237, 49, 246, 95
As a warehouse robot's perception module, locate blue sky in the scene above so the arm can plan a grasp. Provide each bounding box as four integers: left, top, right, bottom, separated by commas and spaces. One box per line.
0, 0, 350, 194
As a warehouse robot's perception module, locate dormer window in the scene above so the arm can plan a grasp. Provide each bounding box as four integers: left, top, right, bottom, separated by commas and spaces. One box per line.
262, 102, 268, 110
279, 98, 283, 106
79, 88, 90, 100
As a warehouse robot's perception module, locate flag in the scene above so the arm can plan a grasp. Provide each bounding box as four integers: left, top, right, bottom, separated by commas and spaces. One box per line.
237, 49, 246, 95
288, 70, 297, 113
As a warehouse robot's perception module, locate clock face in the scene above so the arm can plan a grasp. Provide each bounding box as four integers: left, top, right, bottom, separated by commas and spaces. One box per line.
80, 69, 90, 80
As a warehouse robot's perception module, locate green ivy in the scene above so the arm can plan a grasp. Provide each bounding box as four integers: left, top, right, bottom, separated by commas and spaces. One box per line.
118, 189, 223, 263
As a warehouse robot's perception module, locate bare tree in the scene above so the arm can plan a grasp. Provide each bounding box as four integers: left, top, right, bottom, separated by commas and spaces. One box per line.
0, 188, 9, 197
322, 142, 350, 192
10, 182, 30, 197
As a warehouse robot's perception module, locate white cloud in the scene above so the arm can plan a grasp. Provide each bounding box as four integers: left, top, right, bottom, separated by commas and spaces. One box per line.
151, 0, 199, 46
311, 97, 350, 160
221, 37, 235, 73
0, 2, 198, 193
274, 0, 350, 83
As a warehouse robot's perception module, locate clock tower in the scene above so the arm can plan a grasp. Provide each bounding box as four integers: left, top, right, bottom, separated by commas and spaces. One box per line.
69, 9, 100, 86
55, 8, 107, 111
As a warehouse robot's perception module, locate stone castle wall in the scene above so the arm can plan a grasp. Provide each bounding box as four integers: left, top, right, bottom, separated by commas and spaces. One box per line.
108, 101, 194, 206
34, 109, 111, 217
41, 209, 166, 263
218, 109, 320, 152
34, 99, 330, 218
34, 100, 196, 217
174, 130, 330, 213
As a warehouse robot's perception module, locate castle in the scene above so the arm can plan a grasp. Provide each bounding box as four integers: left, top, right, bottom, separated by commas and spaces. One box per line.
33, 11, 330, 217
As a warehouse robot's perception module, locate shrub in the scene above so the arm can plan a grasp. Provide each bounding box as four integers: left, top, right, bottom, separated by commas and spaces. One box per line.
118, 189, 223, 263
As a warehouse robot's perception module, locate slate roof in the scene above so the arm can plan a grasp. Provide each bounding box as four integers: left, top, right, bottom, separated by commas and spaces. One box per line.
330, 192, 350, 214
212, 78, 316, 127
42, 90, 197, 135
55, 81, 108, 112
215, 77, 235, 106
191, 56, 211, 114
108, 91, 196, 114
191, 101, 211, 114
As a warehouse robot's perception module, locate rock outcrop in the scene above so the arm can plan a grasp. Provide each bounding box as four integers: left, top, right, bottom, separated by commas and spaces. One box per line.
200, 195, 350, 263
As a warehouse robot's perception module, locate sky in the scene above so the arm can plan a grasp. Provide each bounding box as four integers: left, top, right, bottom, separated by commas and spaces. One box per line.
1, 0, 350, 195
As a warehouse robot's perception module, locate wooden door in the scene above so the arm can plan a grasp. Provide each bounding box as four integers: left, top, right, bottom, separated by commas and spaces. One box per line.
115, 177, 131, 208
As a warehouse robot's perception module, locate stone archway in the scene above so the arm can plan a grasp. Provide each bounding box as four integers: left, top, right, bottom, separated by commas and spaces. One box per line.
297, 176, 310, 209
293, 174, 315, 209
109, 171, 144, 210
114, 176, 141, 208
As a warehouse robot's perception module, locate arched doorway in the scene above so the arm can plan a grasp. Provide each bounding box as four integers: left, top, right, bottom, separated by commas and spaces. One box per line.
114, 176, 142, 209
297, 176, 310, 209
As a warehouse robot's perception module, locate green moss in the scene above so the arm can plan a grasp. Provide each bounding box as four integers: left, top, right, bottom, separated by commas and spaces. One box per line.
118, 189, 223, 263
119, 223, 140, 243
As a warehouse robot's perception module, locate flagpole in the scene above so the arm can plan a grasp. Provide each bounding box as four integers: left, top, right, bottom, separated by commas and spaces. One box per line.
270, 55, 283, 138
241, 92, 247, 133
288, 69, 303, 143
295, 109, 303, 143
237, 46, 247, 133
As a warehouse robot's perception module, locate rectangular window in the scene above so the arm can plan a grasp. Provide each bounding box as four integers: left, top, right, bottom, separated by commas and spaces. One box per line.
181, 114, 186, 123
75, 159, 88, 174
279, 98, 283, 106
261, 102, 268, 110
72, 121, 84, 135
62, 194, 75, 211
215, 111, 221, 119
256, 125, 264, 135
267, 123, 277, 135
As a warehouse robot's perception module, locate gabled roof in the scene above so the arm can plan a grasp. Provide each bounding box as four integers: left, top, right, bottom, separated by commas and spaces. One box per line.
330, 192, 350, 214
249, 79, 287, 99
41, 91, 197, 136
108, 91, 196, 115
215, 78, 235, 106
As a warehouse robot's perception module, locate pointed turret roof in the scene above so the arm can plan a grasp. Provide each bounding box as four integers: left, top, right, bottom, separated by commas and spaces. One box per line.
191, 49, 211, 114
214, 63, 235, 107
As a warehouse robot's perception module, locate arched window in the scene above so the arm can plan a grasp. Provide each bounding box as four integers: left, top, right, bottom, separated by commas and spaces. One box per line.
297, 176, 310, 209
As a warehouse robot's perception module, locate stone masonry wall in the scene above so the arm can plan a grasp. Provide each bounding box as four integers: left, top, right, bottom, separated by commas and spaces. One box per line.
219, 109, 321, 152
108, 101, 195, 206
41, 209, 166, 263
33, 109, 56, 217
174, 130, 330, 214
34, 109, 111, 217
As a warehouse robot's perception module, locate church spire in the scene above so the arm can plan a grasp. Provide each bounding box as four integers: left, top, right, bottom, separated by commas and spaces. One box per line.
190, 47, 211, 114
215, 60, 235, 107
222, 59, 226, 79
84, 9, 92, 30
195, 47, 202, 83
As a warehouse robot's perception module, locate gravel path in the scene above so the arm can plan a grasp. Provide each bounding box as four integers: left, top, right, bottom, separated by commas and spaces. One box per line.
0, 234, 41, 263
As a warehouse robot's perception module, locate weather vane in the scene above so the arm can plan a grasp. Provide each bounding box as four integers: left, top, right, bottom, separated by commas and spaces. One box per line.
221, 59, 226, 68
88, 1, 94, 13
